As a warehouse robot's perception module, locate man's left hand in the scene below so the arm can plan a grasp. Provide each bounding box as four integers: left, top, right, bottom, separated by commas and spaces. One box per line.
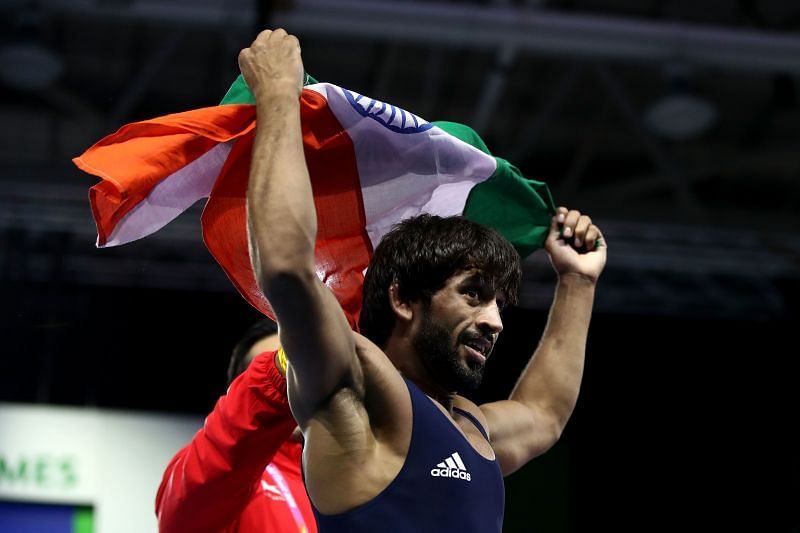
544, 206, 607, 283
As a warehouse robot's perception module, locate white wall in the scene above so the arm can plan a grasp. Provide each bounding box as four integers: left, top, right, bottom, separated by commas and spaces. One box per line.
0, 403, 202, 533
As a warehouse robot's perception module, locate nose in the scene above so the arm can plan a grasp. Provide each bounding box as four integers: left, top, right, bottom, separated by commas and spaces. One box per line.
476, 300, 503, 336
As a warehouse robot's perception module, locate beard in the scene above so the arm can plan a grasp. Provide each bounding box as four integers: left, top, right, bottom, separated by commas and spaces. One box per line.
411, 307, 485, 393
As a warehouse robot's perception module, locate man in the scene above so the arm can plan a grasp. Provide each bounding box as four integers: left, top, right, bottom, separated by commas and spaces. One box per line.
155, 319, 316, 533
240, 29, 606, 531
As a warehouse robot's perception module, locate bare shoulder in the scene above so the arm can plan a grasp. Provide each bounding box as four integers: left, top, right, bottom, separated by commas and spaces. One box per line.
306, 331, 410, 434
352, 332, 411, 436
457, 396, 535, 444
352, 332, 399, 376
303, 331, 413, 514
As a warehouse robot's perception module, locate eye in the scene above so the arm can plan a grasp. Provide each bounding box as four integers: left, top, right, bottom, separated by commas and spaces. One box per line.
463, 288, 479, 301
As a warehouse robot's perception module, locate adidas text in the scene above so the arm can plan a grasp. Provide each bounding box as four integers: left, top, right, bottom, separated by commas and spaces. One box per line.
430, 467, 471, 481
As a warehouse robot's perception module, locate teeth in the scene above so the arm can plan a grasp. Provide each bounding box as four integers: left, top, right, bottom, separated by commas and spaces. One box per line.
466, 341, 485, 355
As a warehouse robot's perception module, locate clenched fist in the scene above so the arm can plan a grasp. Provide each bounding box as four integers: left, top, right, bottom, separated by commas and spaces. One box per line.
545, 206, 607, 283
238, 28, 304, 99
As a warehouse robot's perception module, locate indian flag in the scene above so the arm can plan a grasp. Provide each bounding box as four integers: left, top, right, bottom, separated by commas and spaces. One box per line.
73, 75, 555, 327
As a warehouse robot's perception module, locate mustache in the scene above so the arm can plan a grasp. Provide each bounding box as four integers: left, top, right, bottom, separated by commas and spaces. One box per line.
458, 330, 495, 353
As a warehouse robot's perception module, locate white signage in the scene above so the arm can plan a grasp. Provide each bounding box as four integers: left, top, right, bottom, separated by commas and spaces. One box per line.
0, 403, 201, 533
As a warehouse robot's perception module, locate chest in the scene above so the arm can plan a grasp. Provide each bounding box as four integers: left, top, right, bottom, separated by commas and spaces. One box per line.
454, 413, 494, 459
426, 399, 494, 461
406, 394, 501, 492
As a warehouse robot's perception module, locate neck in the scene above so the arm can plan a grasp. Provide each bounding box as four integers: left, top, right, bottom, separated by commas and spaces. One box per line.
384, 336, 458, 412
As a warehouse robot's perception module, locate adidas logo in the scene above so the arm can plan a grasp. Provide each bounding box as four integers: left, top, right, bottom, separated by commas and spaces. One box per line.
430, 452, 471, 481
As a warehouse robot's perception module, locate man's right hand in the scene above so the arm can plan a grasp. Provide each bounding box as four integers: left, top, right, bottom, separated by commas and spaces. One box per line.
238, 28, 304, 99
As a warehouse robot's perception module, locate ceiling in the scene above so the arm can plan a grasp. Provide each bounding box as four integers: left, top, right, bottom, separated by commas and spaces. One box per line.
1, 0, 799, 319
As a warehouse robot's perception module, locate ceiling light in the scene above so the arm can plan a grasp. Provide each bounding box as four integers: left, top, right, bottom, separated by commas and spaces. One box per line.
0, 43, 64, 91
645, 62, 717, 141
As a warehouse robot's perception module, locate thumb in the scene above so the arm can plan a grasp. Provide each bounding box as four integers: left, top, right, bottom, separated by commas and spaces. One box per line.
548, 210, 566, 240
546, 214, 565, 250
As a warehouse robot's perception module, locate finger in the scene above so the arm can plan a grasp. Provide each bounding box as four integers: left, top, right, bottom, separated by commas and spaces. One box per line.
253, 28, 273, 45
271, 28, 288, 39
555, 206, 568, 224
561, 209, 581, 239
549, 213, 562, 236
573, 215, 592, 248
588, 226, 606, 251
547, 213, 571, 248
286, 34, 301, 51
583, 224, 598, 250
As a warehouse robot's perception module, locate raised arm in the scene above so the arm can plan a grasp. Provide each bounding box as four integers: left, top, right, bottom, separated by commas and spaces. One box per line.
481, 207, 606, 475
239, 29, 360, 422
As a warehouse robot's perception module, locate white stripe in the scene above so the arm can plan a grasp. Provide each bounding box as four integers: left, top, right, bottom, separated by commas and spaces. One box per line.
101, 141, 232, 247
306, 83, 497, 250
445, 457, 458, 469
452, 452, 466, 470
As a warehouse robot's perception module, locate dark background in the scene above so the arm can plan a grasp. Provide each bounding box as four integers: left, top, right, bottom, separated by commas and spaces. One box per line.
1, 1, 798, 531
3, 276, 796, 531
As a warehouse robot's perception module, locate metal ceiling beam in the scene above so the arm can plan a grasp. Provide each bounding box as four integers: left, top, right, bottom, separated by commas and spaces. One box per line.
39, 0, 800, 74
557, 98, 609, 202
278, 0, 800, 75
371, 44, 402, 100
593, 65, 699, 214
106, 29, 187, 129
4, 180, 796, 279
420, 51, 446, 121
508, 64, 583, 163
471, 44, 517, 135
39, 0, 254, 28
583, 144, 800, 203
1, 179, 798, 318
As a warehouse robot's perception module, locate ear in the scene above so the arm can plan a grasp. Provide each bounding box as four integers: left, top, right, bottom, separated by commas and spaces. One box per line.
388, 282, 414, 322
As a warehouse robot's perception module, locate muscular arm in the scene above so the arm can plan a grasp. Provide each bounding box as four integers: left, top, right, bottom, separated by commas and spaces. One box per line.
481, 207, 606, 475
240, 29, 360, 423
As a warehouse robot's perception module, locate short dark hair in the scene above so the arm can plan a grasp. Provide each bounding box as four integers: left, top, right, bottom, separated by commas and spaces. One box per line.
227, 319, 279, 385
358, 214, 521, 347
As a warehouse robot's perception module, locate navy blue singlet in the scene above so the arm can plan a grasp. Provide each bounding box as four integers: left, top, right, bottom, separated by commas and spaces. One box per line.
312, 378, 505, 532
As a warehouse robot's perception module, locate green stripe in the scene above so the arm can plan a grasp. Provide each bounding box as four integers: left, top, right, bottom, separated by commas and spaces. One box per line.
220, 73, 319, 105
73, 507, 93, 533
433, 121, 555, 258
464, 158, 555, 259
431, 121, 492, 155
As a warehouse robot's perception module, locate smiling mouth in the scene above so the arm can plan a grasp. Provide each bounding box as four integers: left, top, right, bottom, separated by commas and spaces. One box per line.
463, 344, 487, 364
462, 337, 493, 362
